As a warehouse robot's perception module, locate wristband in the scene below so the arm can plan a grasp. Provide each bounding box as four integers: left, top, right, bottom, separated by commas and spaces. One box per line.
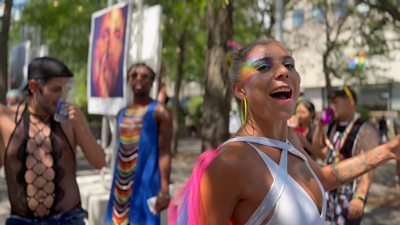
157, 192, 170, 200
353, 193, 366, 203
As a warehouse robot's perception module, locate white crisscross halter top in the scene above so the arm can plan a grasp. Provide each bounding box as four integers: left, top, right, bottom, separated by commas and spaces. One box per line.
223, 136, 326, 225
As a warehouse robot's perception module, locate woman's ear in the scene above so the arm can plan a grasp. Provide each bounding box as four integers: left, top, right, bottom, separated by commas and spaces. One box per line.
28, 80, 39, 95
232, 82, 245, 100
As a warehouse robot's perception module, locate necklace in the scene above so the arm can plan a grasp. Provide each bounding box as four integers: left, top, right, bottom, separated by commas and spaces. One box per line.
330, 113, 360, 163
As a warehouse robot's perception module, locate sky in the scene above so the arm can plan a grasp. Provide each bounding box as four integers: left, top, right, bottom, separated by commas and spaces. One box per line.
14, 0, 27, 5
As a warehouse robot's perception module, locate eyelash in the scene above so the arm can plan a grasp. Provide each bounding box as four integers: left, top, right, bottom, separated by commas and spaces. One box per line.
284, 62, 295, 70
254, 62, 272, 71
254, 62, 295, 71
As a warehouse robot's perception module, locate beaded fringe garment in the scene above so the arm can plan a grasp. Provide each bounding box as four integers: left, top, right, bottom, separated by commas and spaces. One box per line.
112, 106, 147, 225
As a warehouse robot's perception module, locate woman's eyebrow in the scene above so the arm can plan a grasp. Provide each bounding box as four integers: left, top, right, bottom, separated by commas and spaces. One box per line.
282, 56, 294, 61
246, 57, 273, 65
244, 55, 294, 66
253, 55, 294, 61
255, 56, 273, 62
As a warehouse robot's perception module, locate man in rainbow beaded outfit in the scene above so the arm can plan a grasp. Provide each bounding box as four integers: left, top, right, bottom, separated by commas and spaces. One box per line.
324, 87, 378, 225
105, 63, 172, 225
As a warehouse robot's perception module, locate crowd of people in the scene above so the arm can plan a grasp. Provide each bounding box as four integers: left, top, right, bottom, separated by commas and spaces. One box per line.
0, 39, 400, 225
0, 58, 171, 225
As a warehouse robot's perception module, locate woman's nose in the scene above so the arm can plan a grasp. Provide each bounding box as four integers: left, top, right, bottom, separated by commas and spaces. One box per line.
274, 64, 289, 79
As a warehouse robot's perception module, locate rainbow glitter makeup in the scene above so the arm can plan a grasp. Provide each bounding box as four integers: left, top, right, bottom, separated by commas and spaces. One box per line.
239, 57, 272, 83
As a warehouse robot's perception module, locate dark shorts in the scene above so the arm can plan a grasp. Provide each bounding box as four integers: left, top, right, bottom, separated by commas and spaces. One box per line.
5, 208, 85, 225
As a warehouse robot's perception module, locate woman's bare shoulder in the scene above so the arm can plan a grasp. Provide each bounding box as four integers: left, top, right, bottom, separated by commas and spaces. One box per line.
202, 141, 275, 204
206, 141, 259, 177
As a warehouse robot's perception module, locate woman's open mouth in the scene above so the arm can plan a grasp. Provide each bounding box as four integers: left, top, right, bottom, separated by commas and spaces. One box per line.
270, 87, 292, 100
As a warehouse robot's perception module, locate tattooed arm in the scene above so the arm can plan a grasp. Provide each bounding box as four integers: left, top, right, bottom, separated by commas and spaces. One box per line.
289, 126, 399, 193
317, 134, 398, 192
293, 124, 400, 193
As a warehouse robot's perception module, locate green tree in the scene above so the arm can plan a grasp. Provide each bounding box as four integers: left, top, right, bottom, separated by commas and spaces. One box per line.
358, 0, 400, 22
149, 0, 207, 153
152, 0, 281, 150
10, 0, 103, 108
201, 0, 233, 149
0, 0, 13, 104
291, 1, 393, 93
16, 0, 101, 68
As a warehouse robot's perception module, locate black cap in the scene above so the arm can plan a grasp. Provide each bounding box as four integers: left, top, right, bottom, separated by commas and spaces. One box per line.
24, 57, 73, 95
328, 86, 357, 103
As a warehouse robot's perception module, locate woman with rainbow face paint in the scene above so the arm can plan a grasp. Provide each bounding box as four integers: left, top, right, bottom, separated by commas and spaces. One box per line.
168, 39, 400, 225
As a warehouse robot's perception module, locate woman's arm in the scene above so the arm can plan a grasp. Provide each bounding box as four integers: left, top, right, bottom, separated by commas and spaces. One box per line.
289, 128, 400, 192
319, 144, 390, 191
200, 151, 243, 224
317, 137, 398, 191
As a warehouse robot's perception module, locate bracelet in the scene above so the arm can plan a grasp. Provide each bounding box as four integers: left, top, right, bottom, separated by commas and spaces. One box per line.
353, 193, 366, 203
157, 192, 170, 200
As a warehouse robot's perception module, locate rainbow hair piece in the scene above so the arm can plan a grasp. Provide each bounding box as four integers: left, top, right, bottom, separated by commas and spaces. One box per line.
168, 145, 233, 225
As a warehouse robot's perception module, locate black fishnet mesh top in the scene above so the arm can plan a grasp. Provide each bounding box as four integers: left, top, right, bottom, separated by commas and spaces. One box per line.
4, 103, 81, 218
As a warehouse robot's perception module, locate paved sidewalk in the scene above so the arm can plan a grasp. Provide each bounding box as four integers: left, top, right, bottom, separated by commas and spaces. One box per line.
362, 160, 400, 225
0, 138, 399, 224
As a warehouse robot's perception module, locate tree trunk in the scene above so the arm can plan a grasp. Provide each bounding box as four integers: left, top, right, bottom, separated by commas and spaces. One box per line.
322, 52, 332, 94
171, 30, 187, 154
201, 1, 233, 150
0, 0, 13, 104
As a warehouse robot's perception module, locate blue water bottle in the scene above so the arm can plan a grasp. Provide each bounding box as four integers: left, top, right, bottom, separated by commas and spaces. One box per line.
54, 97, 69, 123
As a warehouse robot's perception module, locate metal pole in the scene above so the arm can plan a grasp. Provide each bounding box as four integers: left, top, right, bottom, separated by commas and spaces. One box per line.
136, 0, 143, 61
275, 0, 284, 41
388, 81, 392, 111
102, 0, 117, 184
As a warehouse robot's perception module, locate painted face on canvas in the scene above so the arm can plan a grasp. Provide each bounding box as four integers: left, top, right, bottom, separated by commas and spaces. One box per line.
92, 8, 126, 97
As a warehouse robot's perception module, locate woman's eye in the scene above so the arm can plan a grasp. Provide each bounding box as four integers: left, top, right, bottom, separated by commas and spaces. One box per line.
284, 63, 295, 70
254, 62, 272, 71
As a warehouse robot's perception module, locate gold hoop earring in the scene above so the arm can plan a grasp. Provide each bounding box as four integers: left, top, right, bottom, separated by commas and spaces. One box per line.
240, 97, 248, 124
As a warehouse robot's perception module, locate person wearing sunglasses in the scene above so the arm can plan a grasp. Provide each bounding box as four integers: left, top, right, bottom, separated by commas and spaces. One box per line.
105, 63, 172, 225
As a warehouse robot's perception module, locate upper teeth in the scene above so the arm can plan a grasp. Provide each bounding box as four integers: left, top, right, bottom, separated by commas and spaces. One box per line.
271, 87, 291, 94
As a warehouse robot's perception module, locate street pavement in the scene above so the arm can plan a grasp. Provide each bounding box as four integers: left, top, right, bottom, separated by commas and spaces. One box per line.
0, 138, 399, 224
